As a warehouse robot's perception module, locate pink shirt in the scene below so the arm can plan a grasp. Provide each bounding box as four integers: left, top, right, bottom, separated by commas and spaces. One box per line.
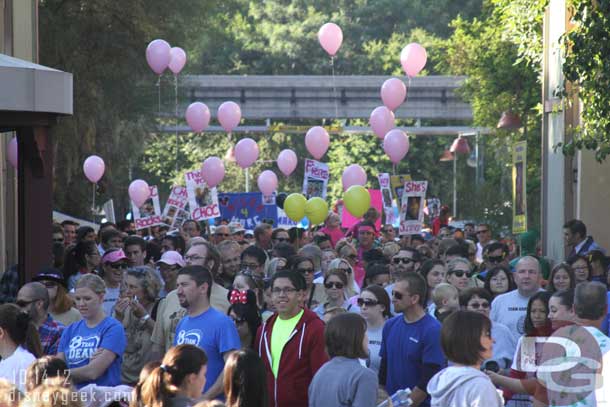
320, 226, 345, 248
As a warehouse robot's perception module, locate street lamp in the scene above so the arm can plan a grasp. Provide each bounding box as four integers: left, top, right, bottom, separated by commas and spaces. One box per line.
497, 111, 522, 130
440, 136, 471, 218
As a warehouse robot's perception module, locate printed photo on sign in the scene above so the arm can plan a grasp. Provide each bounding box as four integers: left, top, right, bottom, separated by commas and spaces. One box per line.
131, 185, 163, 230
390, 174, 412, 207
377, 173, 396, 225
185, 169, 220, 221
302, 159, 329, 199
162, 186, 190, 229
399, 181, 427, 235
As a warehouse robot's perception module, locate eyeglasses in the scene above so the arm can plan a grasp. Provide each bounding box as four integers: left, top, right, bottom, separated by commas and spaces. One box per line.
231, 316, 247, 324
241, 262, 260, 269
109, 263, 128, 270
324, 282, 344, 289
53, 238, 64, 243
476, 230, 489, 235
215, 233, 230, 237
469, 302, 490, 309
298, 268, 314, 275
16, 299, 40, 307
271, 287, 298, 295
487, 255, 505, 264
392, 291, 404, 300
357, 298, 379, 307
393, 258, 413, 264
449, 270, 469, 278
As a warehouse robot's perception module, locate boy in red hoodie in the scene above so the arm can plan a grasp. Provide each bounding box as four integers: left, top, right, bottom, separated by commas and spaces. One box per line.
256, 269, 328, 407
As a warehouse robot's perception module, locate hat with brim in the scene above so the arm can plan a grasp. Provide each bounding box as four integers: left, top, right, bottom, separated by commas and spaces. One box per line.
156, 250, 186, 268
101, 249, 128, 264
33, 267, 66, 287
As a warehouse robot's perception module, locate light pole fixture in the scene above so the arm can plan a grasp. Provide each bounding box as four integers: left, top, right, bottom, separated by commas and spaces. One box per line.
497, 111, 522, 129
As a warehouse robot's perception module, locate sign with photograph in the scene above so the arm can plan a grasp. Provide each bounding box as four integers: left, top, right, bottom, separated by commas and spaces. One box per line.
132, 185, 163, 230
399, 181, 428, 235
185, 169, 220, 221
377, 173, 396, 224
390, 174, 412, 207
161, 186, 191, 230
302, 159, 329, 199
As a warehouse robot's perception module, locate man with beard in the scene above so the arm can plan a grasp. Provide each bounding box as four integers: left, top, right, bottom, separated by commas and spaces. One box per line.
217, 240, 241, 289
174, 266, 240, 400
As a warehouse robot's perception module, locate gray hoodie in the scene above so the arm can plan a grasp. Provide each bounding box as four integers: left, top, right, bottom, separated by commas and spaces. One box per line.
427, 366, 504, 407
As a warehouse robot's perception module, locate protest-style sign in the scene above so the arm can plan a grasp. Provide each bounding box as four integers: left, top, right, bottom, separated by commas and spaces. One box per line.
162, 186, 191, 230
102, 199, 116, 224
377, 173, 396, 224
390, 174, 412, 208
185, 169, 220, 221
341, 189, 383, 229
276, 207, 298, 229
218, 192, 278, 229
132, 185, 163, 230
302, 159, 329, 199
399, 181, 427, 235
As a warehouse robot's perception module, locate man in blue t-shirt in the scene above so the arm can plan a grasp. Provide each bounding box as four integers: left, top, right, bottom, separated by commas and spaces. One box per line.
380, 272, 445, 407
174, 265, 240, 400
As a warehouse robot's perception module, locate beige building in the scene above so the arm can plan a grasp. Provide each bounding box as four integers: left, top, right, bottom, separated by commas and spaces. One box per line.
542, 0, 610, 263
0, 0, 38, 272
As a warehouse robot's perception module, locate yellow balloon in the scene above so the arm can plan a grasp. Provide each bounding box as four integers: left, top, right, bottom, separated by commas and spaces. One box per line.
304, 197, 329, 225
343, 185, 371, 218
284, 193, 307, 222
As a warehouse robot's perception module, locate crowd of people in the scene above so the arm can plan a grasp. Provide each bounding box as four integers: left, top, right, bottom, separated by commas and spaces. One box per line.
0, 209, 608, 407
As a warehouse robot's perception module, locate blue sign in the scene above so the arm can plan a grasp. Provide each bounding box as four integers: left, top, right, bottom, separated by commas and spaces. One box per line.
217, 192, 278, 229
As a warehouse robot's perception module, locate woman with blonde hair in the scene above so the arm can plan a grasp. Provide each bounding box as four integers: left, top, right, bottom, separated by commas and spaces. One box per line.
134, 344, 208, 407
33, 268, 81, 326
327, 258, 359, 297
57, 274, 126, 388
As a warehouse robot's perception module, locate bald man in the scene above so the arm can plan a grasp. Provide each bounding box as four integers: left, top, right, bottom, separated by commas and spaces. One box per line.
490, 256, 543, 349
16, 282, 64, 355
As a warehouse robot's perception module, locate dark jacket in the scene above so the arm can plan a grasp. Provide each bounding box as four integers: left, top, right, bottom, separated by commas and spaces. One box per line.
256, 308, 328, 407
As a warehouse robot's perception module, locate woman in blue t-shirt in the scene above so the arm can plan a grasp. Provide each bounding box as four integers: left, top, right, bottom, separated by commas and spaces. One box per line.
57, 274, 126, 388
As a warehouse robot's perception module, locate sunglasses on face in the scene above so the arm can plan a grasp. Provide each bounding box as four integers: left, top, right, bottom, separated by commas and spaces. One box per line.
298, 268, 314, 275
476, 230, 489, 235
216, 233, 230, 237
16, 299, 40, 307
109, 263, 128, 270
324, 282, 344, 289
392, 291, 404, 300
449, 270, 469, 278
53, 238, 64, 243
357, 298, 379, 307
231, 316, 247, 324
393, 258, 413, 264
469, 302, 490, 309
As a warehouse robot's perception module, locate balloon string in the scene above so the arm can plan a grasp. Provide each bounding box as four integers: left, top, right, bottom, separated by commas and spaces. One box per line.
92, 183, 96, 222
404, 75, 412, 109
157, 75, 161, 114
331, 56, 339, 120
175, 75, 179, 173
393, 163, 396, 175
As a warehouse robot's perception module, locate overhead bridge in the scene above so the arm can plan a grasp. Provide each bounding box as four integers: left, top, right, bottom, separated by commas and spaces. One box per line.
158, 75, 486, 135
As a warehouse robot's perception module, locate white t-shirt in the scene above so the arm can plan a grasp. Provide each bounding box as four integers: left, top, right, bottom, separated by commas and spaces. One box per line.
103, 286, 121, 317
366, 324, 384, 375
491, 289, 539, 345
0, 346, 36, 392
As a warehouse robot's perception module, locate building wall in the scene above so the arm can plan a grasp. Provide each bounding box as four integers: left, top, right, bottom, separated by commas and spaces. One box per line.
0, 0, 38, 273
577, 150, 610, 251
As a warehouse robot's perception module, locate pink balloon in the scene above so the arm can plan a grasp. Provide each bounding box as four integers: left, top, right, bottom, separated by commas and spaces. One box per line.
383, 129, 410, 164
257, 170, 278, 196
318, 23, 343, 57
369, 106, 395, 140
146, 39, 171, 75
381, 78, 407, 111
185, 102, 211, 133
217, 101, 242, 133
83, 155, 105, 183
277, 149, 298, 176
305, 126, 330, 160
169, 47, 187, 75
234, 138, 259, 169
7, 137, 17, 169
342, 164, 367, 191
129, 180, 151, 208
201, 157, 225, 187
400, 43, 427, 77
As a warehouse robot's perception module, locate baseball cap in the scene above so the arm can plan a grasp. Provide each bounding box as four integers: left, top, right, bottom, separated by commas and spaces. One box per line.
101, 249, 128, 264
230, 222, 245, 235
156, 251, 186, 268
33, 267, 66, 287
244, 230, 254, 237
